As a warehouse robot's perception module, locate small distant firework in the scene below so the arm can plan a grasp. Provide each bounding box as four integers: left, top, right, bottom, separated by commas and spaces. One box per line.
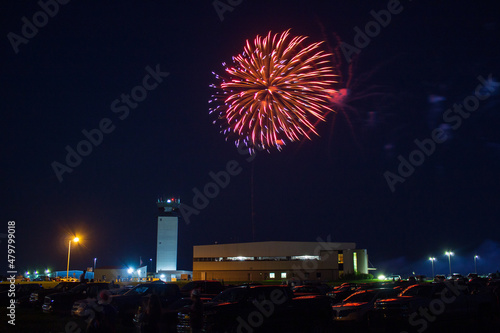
209, 29, 338, 152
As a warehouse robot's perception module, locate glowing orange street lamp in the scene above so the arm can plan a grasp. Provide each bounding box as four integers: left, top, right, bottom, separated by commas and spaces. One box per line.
66, 237, 79, 279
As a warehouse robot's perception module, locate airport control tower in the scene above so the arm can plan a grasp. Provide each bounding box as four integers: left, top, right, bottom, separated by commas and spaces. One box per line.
156, 197, 180, 272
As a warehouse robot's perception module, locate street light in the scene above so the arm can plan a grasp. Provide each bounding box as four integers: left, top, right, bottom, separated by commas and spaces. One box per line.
474, 255, 479, 274
429, 257, 436, 278
445, 251, 454, 277
93, 257, 97, 272
66, 237, 79, 279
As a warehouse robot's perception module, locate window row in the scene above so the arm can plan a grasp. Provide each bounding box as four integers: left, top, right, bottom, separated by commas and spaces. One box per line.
194, 255, 321, 262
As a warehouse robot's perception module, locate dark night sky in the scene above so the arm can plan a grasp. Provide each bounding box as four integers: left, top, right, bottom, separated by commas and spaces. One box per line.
1, 0, 500, 278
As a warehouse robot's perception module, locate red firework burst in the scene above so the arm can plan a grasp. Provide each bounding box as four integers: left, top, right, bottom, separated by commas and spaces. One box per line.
209, 29, 338, 152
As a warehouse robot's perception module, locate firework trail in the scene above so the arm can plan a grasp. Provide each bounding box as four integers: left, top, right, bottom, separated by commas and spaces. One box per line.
210, 29, 338, 152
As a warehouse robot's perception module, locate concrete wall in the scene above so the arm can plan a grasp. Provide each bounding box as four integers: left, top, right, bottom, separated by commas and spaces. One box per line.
95, 266, 147, 282
355, 249, 368, 274
157, 216, 178, 271
94, 268, 128, 282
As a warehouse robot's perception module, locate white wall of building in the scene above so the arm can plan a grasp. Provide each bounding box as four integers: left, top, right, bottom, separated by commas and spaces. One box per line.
156, 216, 178, 272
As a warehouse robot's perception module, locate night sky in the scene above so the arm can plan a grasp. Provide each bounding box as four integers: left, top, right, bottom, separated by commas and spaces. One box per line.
1, 0, 500, 279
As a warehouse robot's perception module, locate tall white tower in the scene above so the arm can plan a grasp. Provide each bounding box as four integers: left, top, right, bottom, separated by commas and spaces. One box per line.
156, 197, 180, 272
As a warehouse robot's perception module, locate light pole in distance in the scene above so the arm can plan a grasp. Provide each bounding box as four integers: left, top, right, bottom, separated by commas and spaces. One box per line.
66, 237, 79, 279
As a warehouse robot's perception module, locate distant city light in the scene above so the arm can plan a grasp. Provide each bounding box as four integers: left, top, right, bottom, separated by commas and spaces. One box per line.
378, 275, 386, 280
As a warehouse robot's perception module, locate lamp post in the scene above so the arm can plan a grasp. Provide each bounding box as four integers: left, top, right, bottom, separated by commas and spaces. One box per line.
474, 255, 479, 274
445, 251, 454, 277
93, 257, 97, 272
66, 237, 79, 279
429, 257, 436, 278
149, 258, 152, 273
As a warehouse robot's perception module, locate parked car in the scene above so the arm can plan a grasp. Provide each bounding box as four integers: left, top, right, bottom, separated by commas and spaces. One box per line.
434, 275, 446, 282
30, 281, 80, 308
328, 283, 359, 304
449, 273, 465, 281
110, 281, 181, 326
333, 282, 358, 291
180, 280, 225, 299
42, 282, 110, 314
332, 288, 400, 325
291, 285, 327, 297
178, 285, 334, 333
0, 283, 43, 307
71, 285, 132, 317
384, 275, 402, 281
373, 281, 497, 330
134, 294, 194, 333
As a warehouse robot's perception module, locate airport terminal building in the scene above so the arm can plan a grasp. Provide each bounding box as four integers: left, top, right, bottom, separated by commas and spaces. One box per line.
192, 241, 368, 281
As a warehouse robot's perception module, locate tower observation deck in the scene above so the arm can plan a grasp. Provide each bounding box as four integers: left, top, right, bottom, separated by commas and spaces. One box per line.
157, 197, 181, 216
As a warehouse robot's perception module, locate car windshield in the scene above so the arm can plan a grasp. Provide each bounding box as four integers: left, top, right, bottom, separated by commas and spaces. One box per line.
344, 291, 376, 303
54, 283, 68, 290
125, 285, 151, 296
114, 287, 132, 295
181, 282, 198, 292
69, 284, 86, 293
213, 288, 247, 303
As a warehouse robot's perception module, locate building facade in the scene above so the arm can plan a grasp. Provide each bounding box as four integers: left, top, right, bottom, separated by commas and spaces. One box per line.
192, 241, 368, 281
156, 198, 180, 272
94, 266, 147, 282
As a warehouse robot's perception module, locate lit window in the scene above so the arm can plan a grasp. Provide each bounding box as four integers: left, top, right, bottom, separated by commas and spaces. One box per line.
269, 273, 275, 279
338, 254, 344, 264
291, 255, 320, 260
227, 256, 254, 261
281, 272, 287, 279
353, 252, 357, 272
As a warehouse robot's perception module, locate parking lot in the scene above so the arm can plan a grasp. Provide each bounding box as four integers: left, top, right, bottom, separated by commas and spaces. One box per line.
1, 278, 499, 332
